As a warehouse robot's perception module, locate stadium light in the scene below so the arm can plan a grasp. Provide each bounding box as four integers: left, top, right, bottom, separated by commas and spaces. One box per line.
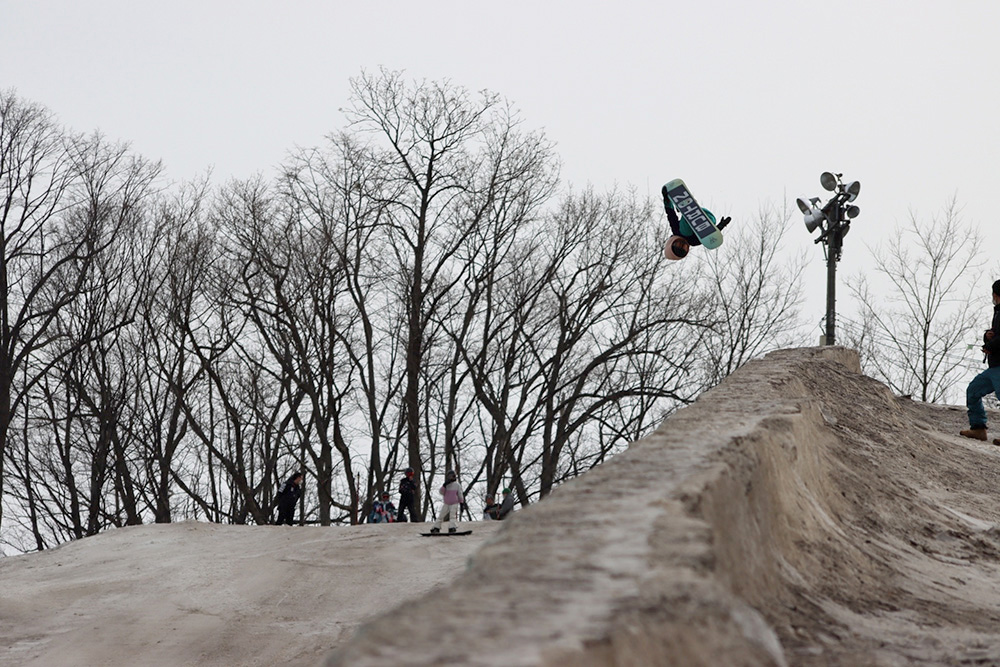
799, 172, 862, 346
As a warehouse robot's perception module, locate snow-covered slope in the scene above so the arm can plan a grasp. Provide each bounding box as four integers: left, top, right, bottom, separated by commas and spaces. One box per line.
7, 347, 1000, 666
0, 520, 499, 666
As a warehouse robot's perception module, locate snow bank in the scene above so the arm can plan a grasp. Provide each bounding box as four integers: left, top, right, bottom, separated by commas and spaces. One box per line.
7, 346, 1000, 666
328, 347, 1000, 666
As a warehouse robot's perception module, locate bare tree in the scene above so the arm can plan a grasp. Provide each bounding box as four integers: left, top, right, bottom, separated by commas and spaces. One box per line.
0, 90, 167, 537
343, 68, 558, 517
698, 202, 808, 387
281, 134, 408, 524
844, 198, 983, 402
448, 188, 712, 503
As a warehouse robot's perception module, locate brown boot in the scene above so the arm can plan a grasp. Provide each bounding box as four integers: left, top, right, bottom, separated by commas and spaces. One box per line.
993, 439, 1000, 447
960, 427, 988, 441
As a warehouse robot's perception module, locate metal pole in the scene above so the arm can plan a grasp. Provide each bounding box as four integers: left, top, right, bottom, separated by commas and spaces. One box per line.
824, 203, 840, 346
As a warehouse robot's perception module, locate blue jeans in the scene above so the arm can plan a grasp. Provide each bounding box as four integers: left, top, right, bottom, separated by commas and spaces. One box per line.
967, 367, 1000, 428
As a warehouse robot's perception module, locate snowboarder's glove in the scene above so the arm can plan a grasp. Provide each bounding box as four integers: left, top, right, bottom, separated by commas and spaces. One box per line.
718, 216, 731, 230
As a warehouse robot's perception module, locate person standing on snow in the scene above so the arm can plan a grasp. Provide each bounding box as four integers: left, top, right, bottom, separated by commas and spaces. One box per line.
497, 487, 516, 520
396, 467, 418, 522
429, 470, 464, 534
961, 279, 1000, 444
482, 495, 501, 521
661, 184, 731, 260
276, 472, 303, 525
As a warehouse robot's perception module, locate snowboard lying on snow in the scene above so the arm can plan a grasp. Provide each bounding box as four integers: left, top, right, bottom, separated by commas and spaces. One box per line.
420, 530, 472, 537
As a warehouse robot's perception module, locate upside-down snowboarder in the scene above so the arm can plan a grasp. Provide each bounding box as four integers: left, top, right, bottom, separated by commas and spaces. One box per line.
662, 183, 731, 260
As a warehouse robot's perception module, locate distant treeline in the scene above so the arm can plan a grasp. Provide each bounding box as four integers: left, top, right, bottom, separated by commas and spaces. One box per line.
0, 71, 806, 553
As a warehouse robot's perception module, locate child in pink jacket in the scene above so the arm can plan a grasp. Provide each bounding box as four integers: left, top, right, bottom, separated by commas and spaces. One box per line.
430, 470, 464, 534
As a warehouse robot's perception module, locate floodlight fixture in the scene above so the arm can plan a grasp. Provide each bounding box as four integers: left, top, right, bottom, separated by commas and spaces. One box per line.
796, 197, 811, 214
820, 172, 838, 192
846, 205, 861, 219
805, 212, 824, 233
844, 180, 861, 201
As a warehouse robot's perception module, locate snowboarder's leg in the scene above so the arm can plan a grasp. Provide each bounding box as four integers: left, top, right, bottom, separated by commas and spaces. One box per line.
431, 502, 448, 532
445, 504, 458, 532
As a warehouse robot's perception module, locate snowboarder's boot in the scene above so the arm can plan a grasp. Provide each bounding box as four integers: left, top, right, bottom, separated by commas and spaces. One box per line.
429, 527, 440, 534
960, 427, 988, 441
448, 527, 457, 534
993, 438, 1000, 447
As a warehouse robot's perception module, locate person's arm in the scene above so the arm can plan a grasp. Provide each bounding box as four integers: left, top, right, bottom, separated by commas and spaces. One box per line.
661, 186, 681, 235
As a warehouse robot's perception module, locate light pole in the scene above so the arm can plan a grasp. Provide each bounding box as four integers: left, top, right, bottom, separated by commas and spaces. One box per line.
797, 172, 861, 346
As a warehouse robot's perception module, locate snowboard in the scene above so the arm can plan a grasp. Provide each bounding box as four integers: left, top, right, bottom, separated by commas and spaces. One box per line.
420, 530, 473, 537
663, 179, 724, 250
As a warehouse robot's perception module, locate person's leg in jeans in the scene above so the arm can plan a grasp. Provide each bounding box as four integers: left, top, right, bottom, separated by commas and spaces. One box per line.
967, 368, 1000, 432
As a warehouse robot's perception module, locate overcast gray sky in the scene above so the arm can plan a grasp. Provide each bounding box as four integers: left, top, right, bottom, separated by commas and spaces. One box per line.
3, 0, 999, 338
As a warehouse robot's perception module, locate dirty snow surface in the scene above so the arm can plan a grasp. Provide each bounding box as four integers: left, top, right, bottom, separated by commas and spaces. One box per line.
0, 521, 499, 666
6, 347, 1000, 666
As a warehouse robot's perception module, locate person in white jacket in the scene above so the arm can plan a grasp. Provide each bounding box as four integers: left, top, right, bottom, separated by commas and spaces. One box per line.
430, 470, 464, 534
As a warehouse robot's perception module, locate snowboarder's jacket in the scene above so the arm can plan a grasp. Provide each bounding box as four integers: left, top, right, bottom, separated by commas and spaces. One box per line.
662, 188, 730, 246
985, 303, 1000, 368
439, 480, 464, 506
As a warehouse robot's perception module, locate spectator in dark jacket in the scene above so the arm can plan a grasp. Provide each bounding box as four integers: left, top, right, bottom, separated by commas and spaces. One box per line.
276, 472, 303, 525
396, 467, 418, 522
483, 495, 501, 521
961, 280, 1000, 444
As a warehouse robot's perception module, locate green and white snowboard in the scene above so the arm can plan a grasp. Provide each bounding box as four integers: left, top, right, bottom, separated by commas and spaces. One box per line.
663, 178, 724, 249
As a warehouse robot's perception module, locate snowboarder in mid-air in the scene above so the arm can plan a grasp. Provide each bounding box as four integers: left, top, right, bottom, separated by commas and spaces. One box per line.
662, 183, 731, 260
961, 279, 1000, 444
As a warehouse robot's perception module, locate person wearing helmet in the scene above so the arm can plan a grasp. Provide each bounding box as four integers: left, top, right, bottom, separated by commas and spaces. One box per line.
396, 467, 418, 522
662, 184, 731, 260
429, 470, 464, 534
370, 491, 396, 523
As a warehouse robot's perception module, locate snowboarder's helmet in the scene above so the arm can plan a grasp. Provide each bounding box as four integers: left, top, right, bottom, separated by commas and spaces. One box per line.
405, 467, 414, 475
664, 235, 690, 261
446, 470, 457, 481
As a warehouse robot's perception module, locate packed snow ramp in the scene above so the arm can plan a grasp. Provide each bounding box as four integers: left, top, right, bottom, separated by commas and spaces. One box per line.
327, 346, 1000, 666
